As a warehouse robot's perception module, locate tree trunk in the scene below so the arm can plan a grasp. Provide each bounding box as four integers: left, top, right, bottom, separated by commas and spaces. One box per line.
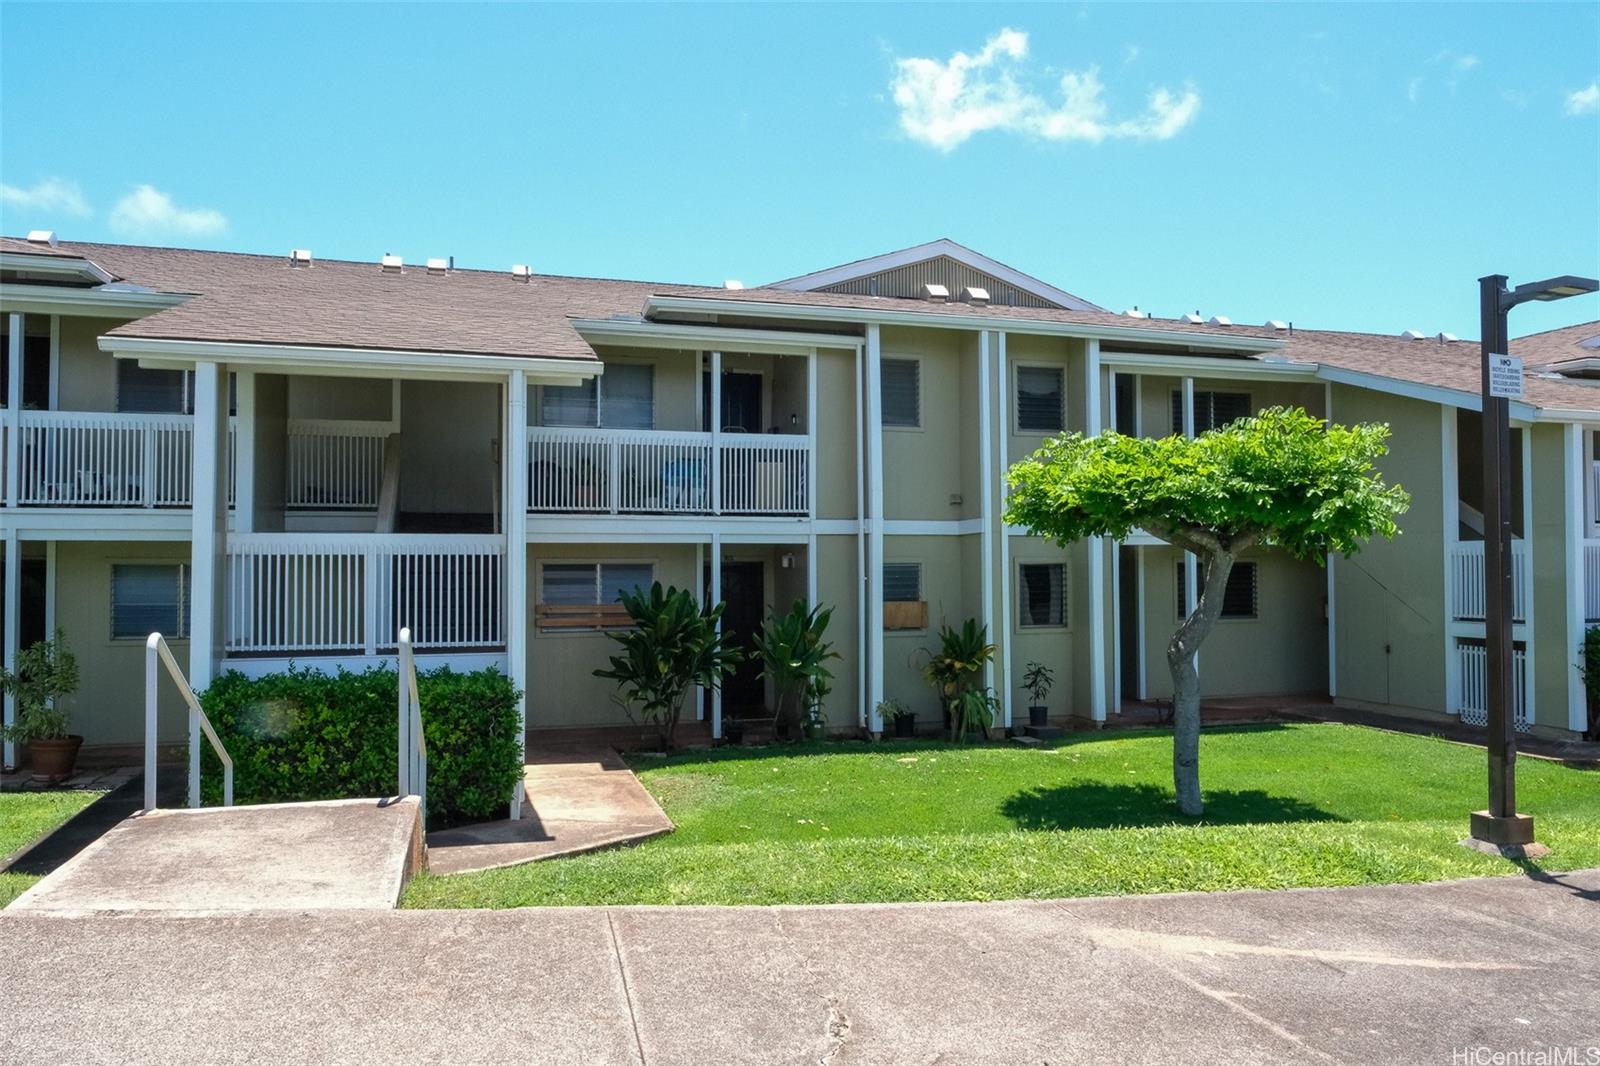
1166, 547, 1238, 816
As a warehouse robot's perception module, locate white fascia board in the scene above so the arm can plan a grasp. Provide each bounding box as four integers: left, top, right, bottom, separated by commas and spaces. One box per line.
766, 238, 1102, 312
1314, 365, 1540, 421
644, 296, 1285, 354
527, 516, 812, 541
1100, 351, 1319, 381
571, 318, 862, 355
98, 336, 601, 384
0, 509, 193, 539
0, 253, 117, 285
0, 281, 187, 318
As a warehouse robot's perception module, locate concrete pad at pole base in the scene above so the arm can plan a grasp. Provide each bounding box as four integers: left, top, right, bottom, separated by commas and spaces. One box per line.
6, 796, 423, 915
1469, 809, 1536, 846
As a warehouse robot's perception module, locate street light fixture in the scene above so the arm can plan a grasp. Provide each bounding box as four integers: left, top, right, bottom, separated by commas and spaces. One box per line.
1468, 272, 1598, 857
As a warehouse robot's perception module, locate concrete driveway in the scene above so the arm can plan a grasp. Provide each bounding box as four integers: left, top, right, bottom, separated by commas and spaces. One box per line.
3, 870, 1595, 1064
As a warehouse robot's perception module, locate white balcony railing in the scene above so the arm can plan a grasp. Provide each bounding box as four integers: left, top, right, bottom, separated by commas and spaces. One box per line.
1448, 540, 1530, 623
225, 533, 506, 655
1455, 641, 1530, 733
1586, 539, 1600, 623
285, 419, 390, 511
17, 410, 196, 507
527, 427, 809, 517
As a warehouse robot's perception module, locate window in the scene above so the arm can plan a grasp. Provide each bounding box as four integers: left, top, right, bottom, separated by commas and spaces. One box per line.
881, 359, 920, 427
1018, 563, 1067, 627
1176, 560, 1257, 620
541, 364, 655, 429
1015, 366, 1064, 433
111, 564, 190, 639
1170, 390, 1252, 435
883, 563, 922, 602
540, 562, 654, 606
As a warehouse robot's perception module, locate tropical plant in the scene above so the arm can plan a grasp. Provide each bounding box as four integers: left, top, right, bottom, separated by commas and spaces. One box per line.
923, 619, 997, 741
0, 629, 79, 744
1021, 661, 1055, 706
876, 697, 914, 723
1006, 405, 1409, 814
752, 599, 838, 738
593, 582, 741, 750
1578, 626, 1600, 740
950, 686, 1001, 740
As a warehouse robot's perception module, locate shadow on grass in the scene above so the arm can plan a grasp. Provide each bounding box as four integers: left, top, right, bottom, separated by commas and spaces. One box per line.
999, 780, 1343, 830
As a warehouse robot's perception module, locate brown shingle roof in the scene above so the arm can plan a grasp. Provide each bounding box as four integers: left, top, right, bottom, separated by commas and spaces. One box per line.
1511, 320, 1600, 368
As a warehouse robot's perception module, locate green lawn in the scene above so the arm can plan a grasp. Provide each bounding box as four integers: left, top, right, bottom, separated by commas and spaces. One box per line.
403, 723, 1600, 908
0, 790, 102, 908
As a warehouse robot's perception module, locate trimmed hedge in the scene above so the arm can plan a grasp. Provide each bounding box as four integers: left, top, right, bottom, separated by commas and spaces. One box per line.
199, 664, 523, 827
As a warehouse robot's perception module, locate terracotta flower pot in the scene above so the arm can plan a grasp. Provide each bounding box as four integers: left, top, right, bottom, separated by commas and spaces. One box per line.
28, 735, 83, 784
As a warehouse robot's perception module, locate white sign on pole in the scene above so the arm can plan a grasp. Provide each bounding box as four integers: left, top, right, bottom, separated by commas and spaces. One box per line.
1488, 354, 1524, 400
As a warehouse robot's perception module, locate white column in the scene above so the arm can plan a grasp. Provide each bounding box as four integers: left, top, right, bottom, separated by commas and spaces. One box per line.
710, 531, 723, 739
233, 371, 256, 533
188, 362, 229, 696
1181, 377, 1198, 673
710, 351, 722, 515
1109, 369, 1121, 716
1520, 425, 1535, 727
694, 541, 705, 721
1441, 406, 1459, 716
1085, 340, 1106, 722
1326, 382, 1338, 699
1135, 545, 1148, 700
2, 530, 17, 771
806, 348, 818, 519
978, 332, 995, 696
506, 370, 529, 817
864, 325, 885, 733
997, 332, 1014, 729
1563, 423, 1586, 734
854, 342, 867, 728
48, 315, 59, 410
5, 312, 21, 509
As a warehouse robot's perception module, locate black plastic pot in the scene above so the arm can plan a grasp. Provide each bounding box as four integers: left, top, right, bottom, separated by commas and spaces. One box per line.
893, 715, 916, 739
723, 719, 745, 745
1028, 705, 1049, 728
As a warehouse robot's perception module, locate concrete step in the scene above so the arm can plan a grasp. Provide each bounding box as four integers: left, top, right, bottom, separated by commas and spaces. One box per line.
6, 797, 423, 916
1024, 725, 1067, 740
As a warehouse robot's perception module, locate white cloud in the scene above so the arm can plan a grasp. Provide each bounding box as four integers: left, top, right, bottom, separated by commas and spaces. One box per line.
109, 184, 226, 237
1122, 43, 1141, 65
0, 177, 91, 218
1565, 81, 1600, 116
1406, 77, 1423, 103
890, 28, 1200, 151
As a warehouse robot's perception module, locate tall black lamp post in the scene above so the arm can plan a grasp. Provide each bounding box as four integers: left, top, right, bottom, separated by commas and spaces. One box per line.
1468, 273, 1597, 855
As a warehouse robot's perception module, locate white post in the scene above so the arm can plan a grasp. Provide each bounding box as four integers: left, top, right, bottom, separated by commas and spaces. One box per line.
997, 332, 1013, 728
2, 530, 17, 771
978, 332, 995, 697
864, 325, 886, 733
1109, 369, 1121, 716
710, 531, 723, 740
47, 315, 59, 411
5, 312, 21, 509
1520, 425, 1535, 727
710, 351, 722, 515
1564, 423, 1586, 734
144, 635, 159, 810
1327, 382, 1338, 700
807, 348, 818, 519
1085, 339, 1106, 722
397, 627, 412, 797
1181, 376, 1198, 674
233, 370, 256, 533
694, 541, 705, 721
188, 362, 229, 701
854, 342, 867, 729
505, 371, 529, 817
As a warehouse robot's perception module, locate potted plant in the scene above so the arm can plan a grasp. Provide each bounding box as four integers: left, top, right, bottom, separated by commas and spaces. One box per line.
878, 698, 916, 739
1578, 626, 1600, 741
923, 619, 997, 742
949, 686, 1001, 741
1021, 661, 1055, 729
752, 599, 838, 742
0, 629, 82, 783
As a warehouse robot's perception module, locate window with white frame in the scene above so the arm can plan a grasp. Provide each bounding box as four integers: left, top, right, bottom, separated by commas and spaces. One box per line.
1170, 390, 1252, 435
883, 562, 922, 602
1176, 560, 1257, 620
1015, 366, 1065, 433
541, 364, 655, 429
881, 359, 920, 427
1018, 563, 1067, 627
540, 562, 655, 607
111, 563, 191, 639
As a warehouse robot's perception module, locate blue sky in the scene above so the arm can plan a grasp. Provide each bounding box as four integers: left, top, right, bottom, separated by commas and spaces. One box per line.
3, 3, 1597, 338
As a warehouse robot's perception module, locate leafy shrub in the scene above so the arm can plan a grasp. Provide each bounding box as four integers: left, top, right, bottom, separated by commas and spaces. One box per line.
198, 664, 523, 827
1580, 626, 1600, 740
753, 599, 838, 738
0, 629, 79, 744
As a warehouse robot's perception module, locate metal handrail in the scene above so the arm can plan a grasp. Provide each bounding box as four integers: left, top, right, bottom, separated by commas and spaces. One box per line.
144, 632, 233, 811
397, 627, 428, 828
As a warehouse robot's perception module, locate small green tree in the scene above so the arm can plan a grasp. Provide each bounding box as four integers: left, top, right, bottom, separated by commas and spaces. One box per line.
0, 629, 79, 744
752, 599, 838, 738
1006, 407, 1409, 814
923, 619, 997, 741
593, 582, 741, 750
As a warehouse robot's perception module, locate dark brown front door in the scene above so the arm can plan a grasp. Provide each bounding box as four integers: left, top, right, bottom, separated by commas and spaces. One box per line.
716, 561, 766, 715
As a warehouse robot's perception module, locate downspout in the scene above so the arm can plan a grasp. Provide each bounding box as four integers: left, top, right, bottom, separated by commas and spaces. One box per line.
997, 331, 1014, 730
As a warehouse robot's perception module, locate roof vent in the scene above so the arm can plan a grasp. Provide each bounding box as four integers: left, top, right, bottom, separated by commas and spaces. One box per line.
380, 253, 403, 274
1182, 312, 1204, 325
426, 257, 448, 275
961, 286, 991, 306
1399, 328, 1425, 340
512, 264, 532, 282
1436, 332, 1458, 343
1207, 315, 1233, 327
921, 283, 950, 303
1265, 319, 1288, 331
723, 279, 744, 290
25, 230, 58, 247
1123, 306, 1150, 319
289, 248, 312, 267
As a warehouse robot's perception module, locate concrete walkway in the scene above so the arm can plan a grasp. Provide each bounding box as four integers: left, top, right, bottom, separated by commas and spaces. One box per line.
424, 746, 673, 875
3, 869, 1594, 1064
7, 797, 423, 915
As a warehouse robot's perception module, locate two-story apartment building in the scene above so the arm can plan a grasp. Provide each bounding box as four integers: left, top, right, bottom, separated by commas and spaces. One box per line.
2, 233, 1597, 786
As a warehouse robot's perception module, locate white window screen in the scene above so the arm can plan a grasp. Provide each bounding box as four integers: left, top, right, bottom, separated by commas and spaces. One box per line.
600, 364, 654, 429
541, 562, 655, 605
881, 359, 920, 427
541, 378, 599, 427
883, 563, 922, 602
111, 564, 190, 639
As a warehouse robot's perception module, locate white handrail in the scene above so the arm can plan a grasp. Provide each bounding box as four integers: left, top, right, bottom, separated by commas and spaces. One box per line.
397, 627, 427, 829
144, 632, 233, 812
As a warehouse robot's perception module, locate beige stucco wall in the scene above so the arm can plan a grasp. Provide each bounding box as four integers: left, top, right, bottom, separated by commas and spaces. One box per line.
54, 540, 193, 746
882, 327, 966, 522
1134, 374, 1326, 440
813, 533, 860, 729
1528, 422, 1576, 731
1331, 385, 1446, 715
815, 346, 859, 520
1004, 533, 1079, 722
398, 379, 499, 516
881, 534, 971, 724
56, 316, 132, 412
